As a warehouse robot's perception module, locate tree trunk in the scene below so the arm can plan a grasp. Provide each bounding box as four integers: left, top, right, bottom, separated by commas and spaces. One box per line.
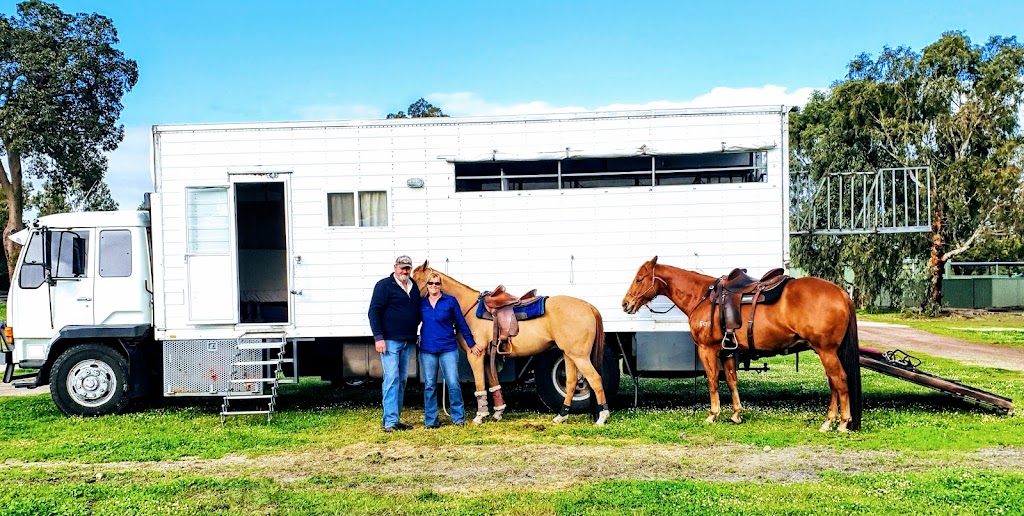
927, 209, 944, 310
1, 151, 25, 281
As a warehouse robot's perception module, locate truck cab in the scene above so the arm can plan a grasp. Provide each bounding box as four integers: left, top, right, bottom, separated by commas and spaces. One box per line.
3, 211, 156, 415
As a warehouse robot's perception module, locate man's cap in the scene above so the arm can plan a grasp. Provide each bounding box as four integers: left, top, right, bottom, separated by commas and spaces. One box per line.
395, 255, 413, 268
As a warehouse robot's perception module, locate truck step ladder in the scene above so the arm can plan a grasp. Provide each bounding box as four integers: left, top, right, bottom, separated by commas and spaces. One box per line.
220, 332, 296, 423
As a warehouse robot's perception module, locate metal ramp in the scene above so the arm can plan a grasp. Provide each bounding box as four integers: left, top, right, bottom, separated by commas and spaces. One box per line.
220, 332, 297, 422
791, 167, 932, 235
860, 348, 1014, 414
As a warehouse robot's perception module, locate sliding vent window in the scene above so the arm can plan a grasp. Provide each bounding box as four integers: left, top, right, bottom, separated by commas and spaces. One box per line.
453, 152, 767, 192
328, 191, 388, 227
186, 188, 230, 254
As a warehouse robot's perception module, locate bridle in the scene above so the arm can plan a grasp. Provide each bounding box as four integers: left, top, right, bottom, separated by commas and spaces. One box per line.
630, 270, 670, 313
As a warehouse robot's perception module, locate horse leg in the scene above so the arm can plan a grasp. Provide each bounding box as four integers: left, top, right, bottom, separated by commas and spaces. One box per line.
486, 353, 507, 421
818, 352, 850, 432
567, 355, 610, 426
721, 354, 743, 424
696, 345, 722, 423
552, 358, 578, 424
469, 355, 490, 425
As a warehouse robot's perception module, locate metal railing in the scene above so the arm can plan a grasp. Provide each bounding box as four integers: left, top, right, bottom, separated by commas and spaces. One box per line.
791, 167, 932, 235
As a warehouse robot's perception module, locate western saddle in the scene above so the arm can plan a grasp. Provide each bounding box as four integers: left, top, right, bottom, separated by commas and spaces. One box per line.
706, 267, 789, 352
480, 285, 541, 354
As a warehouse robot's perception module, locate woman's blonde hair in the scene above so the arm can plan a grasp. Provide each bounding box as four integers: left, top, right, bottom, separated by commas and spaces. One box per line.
426, 272, 442, 285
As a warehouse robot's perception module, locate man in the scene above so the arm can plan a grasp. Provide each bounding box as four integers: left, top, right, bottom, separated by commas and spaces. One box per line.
368, 255, 422, 432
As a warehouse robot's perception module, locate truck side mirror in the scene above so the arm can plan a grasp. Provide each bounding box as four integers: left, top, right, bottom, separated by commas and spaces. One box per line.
72, 236, 87, 277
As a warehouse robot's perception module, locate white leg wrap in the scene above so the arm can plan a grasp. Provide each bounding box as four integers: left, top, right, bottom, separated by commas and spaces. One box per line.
552, 414, 567, 424
594, 409, 610, 426
474, 390, 487, 396
488, 385, 502, 392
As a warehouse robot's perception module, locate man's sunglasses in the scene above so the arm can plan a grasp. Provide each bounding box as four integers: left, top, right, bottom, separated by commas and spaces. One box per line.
426, 281, 441, 286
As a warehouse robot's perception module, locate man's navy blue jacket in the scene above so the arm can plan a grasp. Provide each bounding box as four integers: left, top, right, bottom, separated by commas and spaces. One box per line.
368, 274, 422, 342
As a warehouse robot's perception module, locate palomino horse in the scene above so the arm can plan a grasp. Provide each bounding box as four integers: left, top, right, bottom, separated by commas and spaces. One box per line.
621, 257, 861, 432
412, 261, 610, 425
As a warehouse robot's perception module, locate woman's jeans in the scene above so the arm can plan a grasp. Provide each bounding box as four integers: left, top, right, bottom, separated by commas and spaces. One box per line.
419, 349, 464, 425
381, 339, 414, 428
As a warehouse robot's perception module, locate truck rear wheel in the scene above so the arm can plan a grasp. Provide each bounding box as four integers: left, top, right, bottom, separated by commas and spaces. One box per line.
534, 345, 620, 413
51, 344, 131, 416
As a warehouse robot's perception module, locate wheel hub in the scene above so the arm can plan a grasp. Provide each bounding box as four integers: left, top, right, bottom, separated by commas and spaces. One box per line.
67, 359, 116, 407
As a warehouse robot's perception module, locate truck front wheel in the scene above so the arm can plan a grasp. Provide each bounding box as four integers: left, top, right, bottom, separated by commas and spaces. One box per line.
534, 346, 620, 413
51, 344, 131, 416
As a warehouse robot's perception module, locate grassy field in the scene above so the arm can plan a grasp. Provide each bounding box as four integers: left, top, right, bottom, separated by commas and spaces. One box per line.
1, 304, 1023, 514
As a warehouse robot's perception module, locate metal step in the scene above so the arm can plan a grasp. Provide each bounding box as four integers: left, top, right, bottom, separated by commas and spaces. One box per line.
232, 360, 285, 366
223, 393, 275, 400
220, 410, 272, 416
238, 341, 288, 350
229, 377, 280, 384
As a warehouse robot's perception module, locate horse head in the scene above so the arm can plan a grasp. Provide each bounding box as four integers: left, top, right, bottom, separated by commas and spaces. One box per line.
411, 260, 433, 292
622, 256, 663, 314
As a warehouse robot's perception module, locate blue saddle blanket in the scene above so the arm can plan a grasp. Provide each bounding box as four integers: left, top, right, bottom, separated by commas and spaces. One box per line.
476, 295, 547, 321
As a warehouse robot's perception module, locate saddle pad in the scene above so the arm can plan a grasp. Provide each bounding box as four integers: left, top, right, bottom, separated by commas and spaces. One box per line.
476, 295, 547, 321
741, 278, 794, 307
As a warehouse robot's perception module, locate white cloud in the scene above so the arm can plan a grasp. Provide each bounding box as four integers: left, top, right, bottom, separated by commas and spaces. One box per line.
105, 126, 152, 209
432, 86, 821, 117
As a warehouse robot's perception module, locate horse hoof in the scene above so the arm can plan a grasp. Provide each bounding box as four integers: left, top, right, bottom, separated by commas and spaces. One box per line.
731, 415, 743, 425
473, 415, 487, 425
492, 412, 504, 422
704, 415, 717, 424
594, 409, 610, 426
819, 423, 832, 433
552, 414, 567, 424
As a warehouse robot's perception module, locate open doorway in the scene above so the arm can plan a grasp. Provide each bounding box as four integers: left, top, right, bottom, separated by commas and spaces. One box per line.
235, 182, 288, 323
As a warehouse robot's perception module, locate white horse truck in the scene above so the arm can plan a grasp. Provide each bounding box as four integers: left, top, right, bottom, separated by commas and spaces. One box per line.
1, 106, 792, 417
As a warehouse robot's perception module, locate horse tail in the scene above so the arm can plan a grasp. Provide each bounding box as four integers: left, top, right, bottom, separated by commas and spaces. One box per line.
591, 306, 605, 372
840, 299, 862, 431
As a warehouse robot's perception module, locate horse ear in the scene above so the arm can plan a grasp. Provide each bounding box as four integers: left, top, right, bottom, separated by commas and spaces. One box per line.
421, 259, 430, 270
650, 256, 658, 267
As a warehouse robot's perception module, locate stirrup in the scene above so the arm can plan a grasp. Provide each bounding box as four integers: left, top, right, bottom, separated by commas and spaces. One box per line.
721, 331, 738, 351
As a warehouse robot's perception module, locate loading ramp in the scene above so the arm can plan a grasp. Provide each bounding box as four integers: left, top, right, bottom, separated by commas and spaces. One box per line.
859, 348, 1014, 415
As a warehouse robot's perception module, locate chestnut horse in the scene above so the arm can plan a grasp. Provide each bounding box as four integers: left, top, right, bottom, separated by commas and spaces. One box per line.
412, 261, 610, 425
621, 257, 861, 432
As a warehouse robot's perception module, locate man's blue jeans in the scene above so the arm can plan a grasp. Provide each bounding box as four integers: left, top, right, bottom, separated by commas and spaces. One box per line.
381, 339, 414, 428
419, 349, 464, 425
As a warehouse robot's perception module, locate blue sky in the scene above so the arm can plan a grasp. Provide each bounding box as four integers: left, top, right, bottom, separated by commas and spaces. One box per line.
4, 0, 1023, 208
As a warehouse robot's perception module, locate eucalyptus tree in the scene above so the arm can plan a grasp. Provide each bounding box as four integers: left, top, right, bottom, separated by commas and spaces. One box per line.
387, 98, 448, 119
0, 0, 137, 277
791, 32, 1024, 310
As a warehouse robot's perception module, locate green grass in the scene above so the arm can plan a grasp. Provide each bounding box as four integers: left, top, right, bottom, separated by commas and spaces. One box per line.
0, 468, 1020, 515
1, 353, 1021, 463
859, 310, 1024, 347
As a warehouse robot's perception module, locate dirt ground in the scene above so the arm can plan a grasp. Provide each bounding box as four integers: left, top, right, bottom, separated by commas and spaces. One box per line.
2, 324, 1021, 490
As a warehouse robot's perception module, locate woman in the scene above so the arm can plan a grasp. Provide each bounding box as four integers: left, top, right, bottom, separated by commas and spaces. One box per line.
419, 272, 483, 427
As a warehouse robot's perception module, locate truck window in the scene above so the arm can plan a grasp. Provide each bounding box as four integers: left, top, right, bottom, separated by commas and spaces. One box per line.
17, 230, 89, 288
54, 231, 89, 278
99, 230, 132, 277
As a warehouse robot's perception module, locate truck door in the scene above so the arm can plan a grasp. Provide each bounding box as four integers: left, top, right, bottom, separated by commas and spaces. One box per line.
12, 230, 94, 350
185, 187, 238, 323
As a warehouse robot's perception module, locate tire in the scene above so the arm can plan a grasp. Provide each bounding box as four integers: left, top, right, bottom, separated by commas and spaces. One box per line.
534, 345, 620, 413
50, 344, 132, 417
